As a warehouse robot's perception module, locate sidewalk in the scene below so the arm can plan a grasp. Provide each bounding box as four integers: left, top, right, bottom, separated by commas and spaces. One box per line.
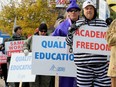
0, 78, 5, 87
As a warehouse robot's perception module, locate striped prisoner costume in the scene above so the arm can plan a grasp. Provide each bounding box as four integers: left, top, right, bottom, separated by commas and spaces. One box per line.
66, 19, 111, 87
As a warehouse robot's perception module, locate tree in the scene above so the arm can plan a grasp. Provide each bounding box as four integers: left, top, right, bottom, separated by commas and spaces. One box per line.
0, 0, 58, 36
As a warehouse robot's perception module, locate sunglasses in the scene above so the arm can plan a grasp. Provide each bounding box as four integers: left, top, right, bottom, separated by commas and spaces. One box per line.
69, 9, 79, 12
40, 30, 47, 33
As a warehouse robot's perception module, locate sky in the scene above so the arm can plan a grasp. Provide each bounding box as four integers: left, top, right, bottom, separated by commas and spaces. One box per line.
0, 0, 10, 10
0, 0, 21, 11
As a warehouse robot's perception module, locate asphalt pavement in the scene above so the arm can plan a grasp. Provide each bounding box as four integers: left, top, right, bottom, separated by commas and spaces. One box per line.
0, 78, 5, 87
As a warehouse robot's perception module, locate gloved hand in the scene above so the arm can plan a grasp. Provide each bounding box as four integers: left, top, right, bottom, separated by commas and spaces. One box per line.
68, 22, 84, 34
24, 49, 29, 56
68, 24, 77, 34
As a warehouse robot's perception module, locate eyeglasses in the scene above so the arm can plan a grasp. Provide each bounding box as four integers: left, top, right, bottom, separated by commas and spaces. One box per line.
69, 9, 79, 12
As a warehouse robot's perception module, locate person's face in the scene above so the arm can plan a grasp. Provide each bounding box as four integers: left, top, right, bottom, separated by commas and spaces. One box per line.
39, 30, 47, 36
68, 8, 80, 21
83, 5, 95, 20
16, 28, 22, 35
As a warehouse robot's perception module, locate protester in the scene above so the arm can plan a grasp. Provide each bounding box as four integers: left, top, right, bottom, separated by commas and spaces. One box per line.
0, 38, 10, 87
54, 15, 65, 29
106, 19, 116, 87
7, 25, 26, 63
34, 28, 39, 35
8, 25, 25, 41
52, 0, 80, 37
0, 61, 8, 87
23, 23, 51, 87
66, 0, 111, 86
0, 42, 8, 87
0, 65, 2, 79
7, 25, 27, 87
52, 0, 81, 87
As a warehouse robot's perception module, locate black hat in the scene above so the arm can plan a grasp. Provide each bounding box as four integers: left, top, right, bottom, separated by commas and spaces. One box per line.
14, 25, 22, 32
39, 23, 47, 32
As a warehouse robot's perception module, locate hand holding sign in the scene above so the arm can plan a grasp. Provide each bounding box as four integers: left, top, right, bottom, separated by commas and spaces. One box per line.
24, 49, 29, 56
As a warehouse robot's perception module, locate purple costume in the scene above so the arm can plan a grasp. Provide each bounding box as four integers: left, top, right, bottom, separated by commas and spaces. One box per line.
52, 1, 80, 87
52, 19, 71, 36
52, 18, 76, 87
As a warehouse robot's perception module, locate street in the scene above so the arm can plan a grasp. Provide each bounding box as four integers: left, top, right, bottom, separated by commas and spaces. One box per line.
0, 78, 5, 87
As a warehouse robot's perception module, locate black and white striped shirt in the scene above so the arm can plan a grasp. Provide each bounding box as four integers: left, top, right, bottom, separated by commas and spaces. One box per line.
66, 19, 108, 66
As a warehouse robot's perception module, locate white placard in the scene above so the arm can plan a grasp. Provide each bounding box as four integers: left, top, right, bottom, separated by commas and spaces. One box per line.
32, 36, 76, 77
55, 0, 66, 7
48, 0, 67, 7
0, 51, 7, 64
73, 25, 110, 55
0, 37, 3, 44
7, 53, 36, 82
5, 40, 25, 57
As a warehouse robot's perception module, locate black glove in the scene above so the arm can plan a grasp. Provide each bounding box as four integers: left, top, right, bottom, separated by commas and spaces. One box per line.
68, 21, 85, 34
66, 21, 85, 53
68, 24, 77, 34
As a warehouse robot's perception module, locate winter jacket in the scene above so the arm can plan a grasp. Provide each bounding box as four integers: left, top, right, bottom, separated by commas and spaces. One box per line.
106, 20, 116, 77
52, 18, 72, 36
54, 18, 64, 28
8, 33, 25, 41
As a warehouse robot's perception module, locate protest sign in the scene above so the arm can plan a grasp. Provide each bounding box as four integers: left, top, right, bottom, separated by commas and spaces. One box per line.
5, 40, 25, 57
0, 51, 7, 64
73, 25, 110, 55
48, 0, 67, 7
0, 38, 3, 44
32, 36, 76, 77
7, 53, 35, 82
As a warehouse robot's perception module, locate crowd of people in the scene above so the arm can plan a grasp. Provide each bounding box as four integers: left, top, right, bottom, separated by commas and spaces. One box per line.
0, 0, 115, 87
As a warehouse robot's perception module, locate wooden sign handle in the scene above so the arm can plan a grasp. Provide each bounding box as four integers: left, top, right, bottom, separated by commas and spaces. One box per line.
55, 76, 59, 87
19, 81, 22, 87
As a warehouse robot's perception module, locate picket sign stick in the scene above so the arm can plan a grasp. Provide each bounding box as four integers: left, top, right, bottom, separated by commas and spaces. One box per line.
19, 81, 22, 87
55, 75, 59, 87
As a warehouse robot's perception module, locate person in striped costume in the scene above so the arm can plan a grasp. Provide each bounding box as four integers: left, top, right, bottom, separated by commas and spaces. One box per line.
66, 0, 111, 87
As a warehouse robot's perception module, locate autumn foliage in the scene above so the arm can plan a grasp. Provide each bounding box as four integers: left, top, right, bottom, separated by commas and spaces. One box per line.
0, 0, 58, 36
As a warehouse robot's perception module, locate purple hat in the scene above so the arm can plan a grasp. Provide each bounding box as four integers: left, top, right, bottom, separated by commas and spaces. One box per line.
66, 1, 81, 12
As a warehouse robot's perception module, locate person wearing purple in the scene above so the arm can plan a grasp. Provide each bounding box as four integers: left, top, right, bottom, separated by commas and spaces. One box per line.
52, 1, 80, 37
52, 0, 81, 87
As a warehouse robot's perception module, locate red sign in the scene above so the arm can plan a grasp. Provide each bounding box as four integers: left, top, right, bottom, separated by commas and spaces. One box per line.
0, 52, 7, 64
5, 40, 25, 57
73, 25, 110, 55
56, 0, 66, 4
